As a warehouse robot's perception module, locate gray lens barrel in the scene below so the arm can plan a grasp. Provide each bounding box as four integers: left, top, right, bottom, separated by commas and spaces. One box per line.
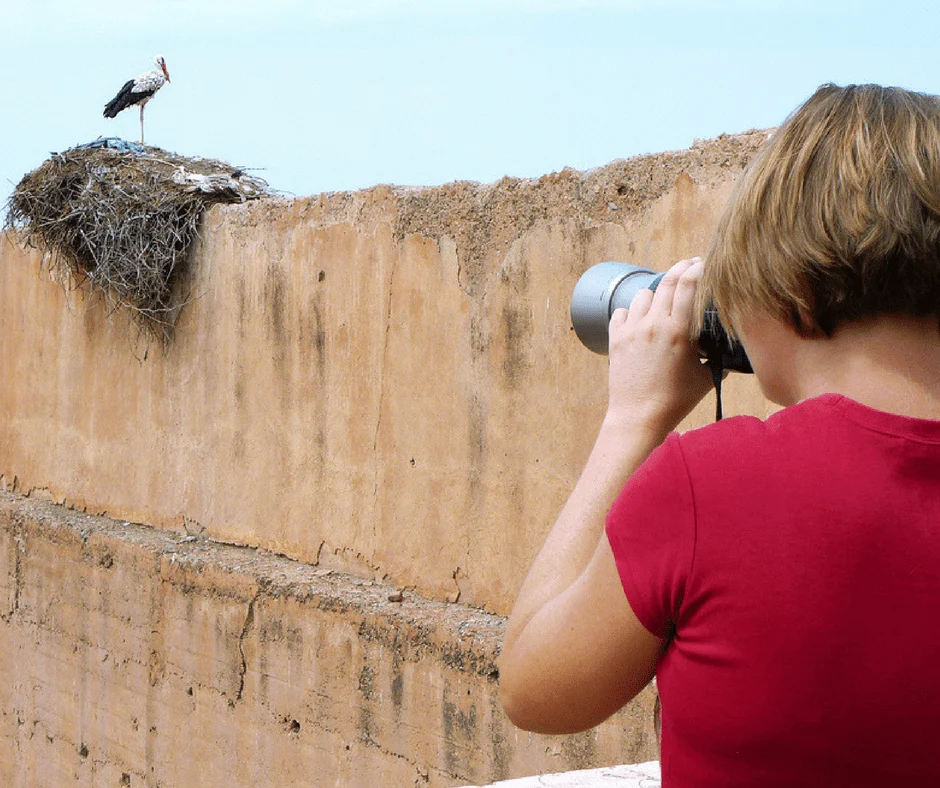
569, 262, 664, 354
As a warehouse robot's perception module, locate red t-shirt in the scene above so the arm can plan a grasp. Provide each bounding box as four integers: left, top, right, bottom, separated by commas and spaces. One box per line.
606, 394, 940, 786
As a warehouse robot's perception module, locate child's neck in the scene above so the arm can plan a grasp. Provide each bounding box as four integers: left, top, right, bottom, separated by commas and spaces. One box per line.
795, 315, 940, 419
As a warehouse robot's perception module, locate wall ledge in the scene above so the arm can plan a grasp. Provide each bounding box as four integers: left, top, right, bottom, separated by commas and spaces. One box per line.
0, 490, 658, 786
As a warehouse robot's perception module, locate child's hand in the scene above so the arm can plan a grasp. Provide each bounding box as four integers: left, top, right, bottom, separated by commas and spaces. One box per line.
605, 258, 714, 436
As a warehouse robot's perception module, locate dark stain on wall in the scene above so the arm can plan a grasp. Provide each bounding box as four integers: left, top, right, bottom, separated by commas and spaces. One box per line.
390, 651, 404, 714
488, 694, 511, 782
233, 372, 245, 406
468, 309, 490, 357
497, 255, 533, 389
237, 282, 248, 342
466, 391, 487, 507
358, 663, 375, 700
500, 305, 533, 388
263, 261, 291, 412
309, 300, 326, 379
265, 263, 286, 345
442, 686, 479, 777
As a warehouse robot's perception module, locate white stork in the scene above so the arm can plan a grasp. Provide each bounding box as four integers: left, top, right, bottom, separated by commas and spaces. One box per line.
103, 55, 171, 145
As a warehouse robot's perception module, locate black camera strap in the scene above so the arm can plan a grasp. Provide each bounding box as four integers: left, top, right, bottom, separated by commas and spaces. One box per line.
698, 308, 751, 422
709, 355, 724, 421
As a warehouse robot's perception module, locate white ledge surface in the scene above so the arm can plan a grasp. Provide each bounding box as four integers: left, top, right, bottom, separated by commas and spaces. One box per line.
459, 761, 661, 788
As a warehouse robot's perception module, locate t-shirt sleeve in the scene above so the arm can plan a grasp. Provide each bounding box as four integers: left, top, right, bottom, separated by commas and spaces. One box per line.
605, 432, 696, 639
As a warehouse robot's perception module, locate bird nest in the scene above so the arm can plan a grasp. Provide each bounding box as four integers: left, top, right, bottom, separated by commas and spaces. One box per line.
4, 138, 272, 343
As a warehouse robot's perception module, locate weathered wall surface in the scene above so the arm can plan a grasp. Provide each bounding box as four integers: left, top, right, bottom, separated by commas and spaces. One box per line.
0, 492, 658, 788
0, 132, 776, 614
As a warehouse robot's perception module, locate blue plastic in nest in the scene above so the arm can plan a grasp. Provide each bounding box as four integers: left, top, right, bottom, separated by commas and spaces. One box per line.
72, 137, 145, 153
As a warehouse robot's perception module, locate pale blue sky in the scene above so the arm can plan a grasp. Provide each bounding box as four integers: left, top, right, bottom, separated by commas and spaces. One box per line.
2, 1, 937, 206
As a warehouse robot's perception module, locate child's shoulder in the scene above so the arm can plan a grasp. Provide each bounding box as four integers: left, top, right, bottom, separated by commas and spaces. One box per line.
675, 393, 847, 464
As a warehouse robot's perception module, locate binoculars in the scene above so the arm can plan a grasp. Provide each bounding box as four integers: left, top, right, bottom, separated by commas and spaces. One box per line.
570, 262, 752, 374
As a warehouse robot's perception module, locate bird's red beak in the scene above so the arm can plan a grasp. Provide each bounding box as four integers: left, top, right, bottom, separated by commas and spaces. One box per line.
162, 63, 171, 83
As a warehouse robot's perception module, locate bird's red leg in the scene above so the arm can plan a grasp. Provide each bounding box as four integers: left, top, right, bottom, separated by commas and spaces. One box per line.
140, 103, 146, 145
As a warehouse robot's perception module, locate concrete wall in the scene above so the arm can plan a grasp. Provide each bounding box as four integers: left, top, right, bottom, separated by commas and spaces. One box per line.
0, 491, 658, 787
0, 131, 774, 615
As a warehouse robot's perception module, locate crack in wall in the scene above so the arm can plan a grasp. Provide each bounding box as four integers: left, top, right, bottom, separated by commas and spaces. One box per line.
375, 745, 435, 786
373, 259, 399, 455
354, 722, 457, 787
438, 236, 469, 298
317, 541, 387, 579
449, 567, 464, 604
11, 514, 24, 617
19, 716, 104, 769
456, 255, 468, 296
371, 251, 400, 515
234, 590, 261, 704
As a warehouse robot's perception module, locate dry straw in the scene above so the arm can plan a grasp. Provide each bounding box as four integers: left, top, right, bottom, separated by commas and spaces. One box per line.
4, 139, 271, 344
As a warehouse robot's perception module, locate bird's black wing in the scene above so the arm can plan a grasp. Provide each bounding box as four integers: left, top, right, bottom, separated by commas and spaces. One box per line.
103, 79, 154, 118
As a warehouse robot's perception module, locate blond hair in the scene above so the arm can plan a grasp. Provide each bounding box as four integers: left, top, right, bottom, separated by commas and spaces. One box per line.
698, 83, 940, 338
